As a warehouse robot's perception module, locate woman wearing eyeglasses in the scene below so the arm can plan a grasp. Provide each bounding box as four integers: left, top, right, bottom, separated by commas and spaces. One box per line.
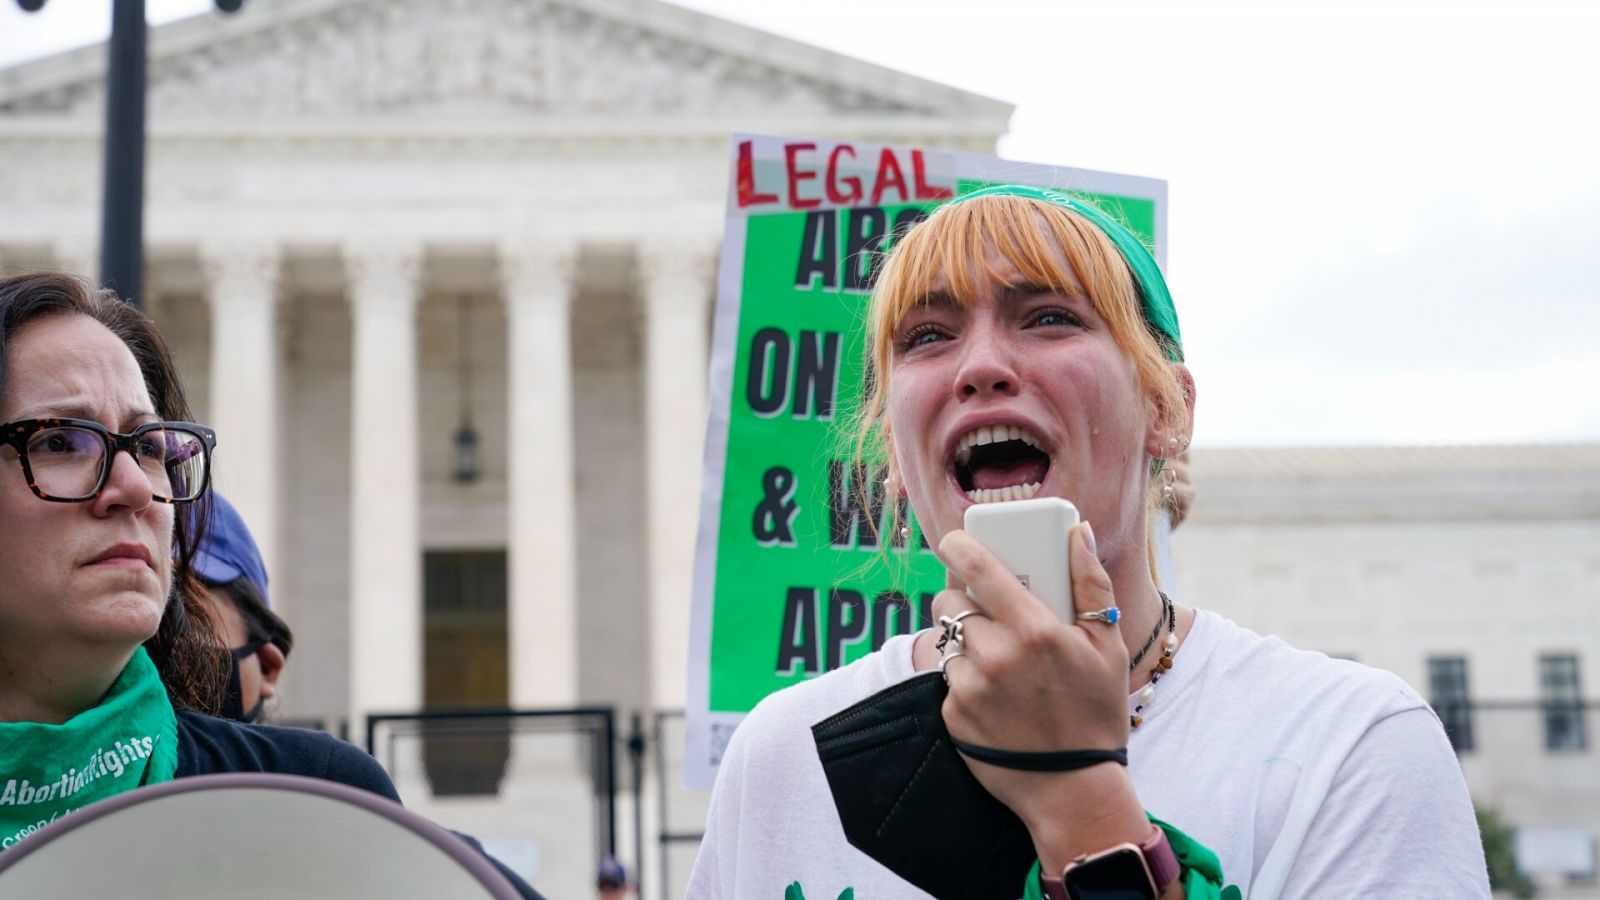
0, 272, 544, 898
0, 273, 227, 780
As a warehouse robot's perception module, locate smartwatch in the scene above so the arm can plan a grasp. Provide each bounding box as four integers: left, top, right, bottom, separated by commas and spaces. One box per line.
1039, 825, 1180, 900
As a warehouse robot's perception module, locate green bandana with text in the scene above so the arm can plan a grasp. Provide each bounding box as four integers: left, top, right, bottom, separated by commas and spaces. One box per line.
0, 647, 179, 852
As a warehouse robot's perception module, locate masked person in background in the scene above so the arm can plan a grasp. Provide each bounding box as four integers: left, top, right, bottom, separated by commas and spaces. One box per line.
688, 188, 1489, 899
596, 853, 629, 900
193, 493, 288, 724
0, 272, 544, 898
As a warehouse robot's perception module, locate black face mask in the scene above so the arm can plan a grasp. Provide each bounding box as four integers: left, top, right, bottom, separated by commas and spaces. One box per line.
220, 640, 268, 724
810, 671, 1038, 900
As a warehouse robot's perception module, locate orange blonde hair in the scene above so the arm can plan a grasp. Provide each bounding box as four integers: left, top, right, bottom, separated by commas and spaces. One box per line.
853, 195, 1191, 564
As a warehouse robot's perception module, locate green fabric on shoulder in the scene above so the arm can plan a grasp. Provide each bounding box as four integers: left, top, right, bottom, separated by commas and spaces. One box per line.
1021, 812, 1241, 900
0, 647, 179, 852
784, 882, 854, 900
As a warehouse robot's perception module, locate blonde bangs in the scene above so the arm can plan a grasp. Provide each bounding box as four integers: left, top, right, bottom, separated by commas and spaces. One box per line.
853, 193, 1192, 582
863, 196, 1184, 442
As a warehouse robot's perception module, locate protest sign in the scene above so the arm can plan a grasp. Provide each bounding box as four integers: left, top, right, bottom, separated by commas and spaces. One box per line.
684, 134, 1166, 787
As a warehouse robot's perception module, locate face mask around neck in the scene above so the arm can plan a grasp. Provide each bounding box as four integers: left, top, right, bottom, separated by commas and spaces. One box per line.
219, 641, 267, 724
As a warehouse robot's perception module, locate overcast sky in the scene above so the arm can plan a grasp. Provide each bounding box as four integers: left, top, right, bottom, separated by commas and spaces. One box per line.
2, 0, 1596, 448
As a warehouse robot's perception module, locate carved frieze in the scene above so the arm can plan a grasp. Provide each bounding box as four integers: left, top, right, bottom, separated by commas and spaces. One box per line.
4, 0, 928, 119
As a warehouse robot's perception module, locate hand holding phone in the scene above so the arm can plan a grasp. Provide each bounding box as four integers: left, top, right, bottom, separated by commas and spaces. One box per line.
961, 497, 1078, 620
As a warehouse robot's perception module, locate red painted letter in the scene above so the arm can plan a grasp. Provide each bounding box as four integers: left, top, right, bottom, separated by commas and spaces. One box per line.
911, 150, 953, 200
825, 144, 864, 205
736, 140, 779, 208
870, 148, 909, 206
786, 142, 821, 210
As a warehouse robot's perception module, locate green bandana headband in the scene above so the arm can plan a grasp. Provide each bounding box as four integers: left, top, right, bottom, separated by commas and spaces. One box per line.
0, 647, 179, 852
949, 183, 1183, 362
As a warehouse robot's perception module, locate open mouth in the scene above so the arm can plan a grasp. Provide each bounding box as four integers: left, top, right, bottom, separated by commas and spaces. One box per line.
952, 424, 1052, 504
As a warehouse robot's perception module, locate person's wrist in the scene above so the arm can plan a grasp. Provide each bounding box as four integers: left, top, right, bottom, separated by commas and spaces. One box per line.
1037, 825, 1181, 900
1016, 763, 1149, 874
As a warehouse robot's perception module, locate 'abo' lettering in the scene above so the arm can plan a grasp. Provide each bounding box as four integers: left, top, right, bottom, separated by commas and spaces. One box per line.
794, 207, 929, 293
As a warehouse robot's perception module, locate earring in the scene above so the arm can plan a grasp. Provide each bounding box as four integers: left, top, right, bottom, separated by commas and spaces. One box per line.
1160, 465, 1177, 500
1167, 435, 1180, 452
899, 524, 912, 539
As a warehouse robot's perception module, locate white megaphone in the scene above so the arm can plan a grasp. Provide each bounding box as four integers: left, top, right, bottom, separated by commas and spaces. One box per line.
0, 773, 522, 898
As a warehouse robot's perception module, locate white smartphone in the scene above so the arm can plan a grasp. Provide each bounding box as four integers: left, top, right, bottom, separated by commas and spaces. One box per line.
962, 497, 1078, 620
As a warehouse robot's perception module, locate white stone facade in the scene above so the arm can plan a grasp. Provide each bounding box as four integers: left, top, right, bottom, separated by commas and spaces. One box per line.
0, 2, 1011, 895
1176, 444, 1600, 895
0, 0, 1010, 716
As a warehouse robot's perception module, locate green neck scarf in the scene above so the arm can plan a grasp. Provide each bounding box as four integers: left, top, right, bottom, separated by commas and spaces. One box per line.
0, 647, 179, 852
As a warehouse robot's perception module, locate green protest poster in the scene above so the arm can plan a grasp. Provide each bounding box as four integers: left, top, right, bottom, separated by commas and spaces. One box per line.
684, 134, 1166, 787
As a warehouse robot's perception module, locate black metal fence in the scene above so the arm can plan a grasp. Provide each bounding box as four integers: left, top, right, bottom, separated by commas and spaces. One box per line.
352, 706, 705, 899
319, 699, 1600, 897
653, 710, 705, 899
364, 707, 625, 896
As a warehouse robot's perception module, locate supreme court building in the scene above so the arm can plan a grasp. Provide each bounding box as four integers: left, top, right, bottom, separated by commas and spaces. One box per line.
0, 6, 1007, 891
0, 0, 1009, 729
3, 3, 1597, 896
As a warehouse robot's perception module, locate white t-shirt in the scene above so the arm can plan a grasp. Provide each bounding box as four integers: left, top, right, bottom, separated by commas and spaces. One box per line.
688, 609, 1489, 899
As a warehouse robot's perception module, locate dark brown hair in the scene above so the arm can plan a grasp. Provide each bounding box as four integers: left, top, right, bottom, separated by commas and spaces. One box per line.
214, 576, 294, 658
0, 270, 225, 711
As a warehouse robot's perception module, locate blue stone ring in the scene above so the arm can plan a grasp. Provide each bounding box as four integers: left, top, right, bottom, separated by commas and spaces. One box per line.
1077, 606, 1121, 625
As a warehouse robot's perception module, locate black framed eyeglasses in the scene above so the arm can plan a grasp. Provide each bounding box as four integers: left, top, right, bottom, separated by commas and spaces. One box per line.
0, 417, 216, 503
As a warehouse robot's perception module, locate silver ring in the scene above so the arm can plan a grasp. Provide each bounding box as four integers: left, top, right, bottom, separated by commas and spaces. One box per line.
1076, 606, 1121, 625
936, 610, 983, 652
938, 650, 966, 683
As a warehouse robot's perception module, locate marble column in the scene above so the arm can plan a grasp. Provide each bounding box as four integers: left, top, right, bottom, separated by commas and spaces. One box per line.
200, 242, 283, 586
343, 242, 424, 726
499, 238, 580, 707
496, 241, 589, 847
639, 240, 716, 710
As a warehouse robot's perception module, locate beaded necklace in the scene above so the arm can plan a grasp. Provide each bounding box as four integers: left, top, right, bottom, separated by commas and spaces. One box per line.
1130, 592, 1177, 730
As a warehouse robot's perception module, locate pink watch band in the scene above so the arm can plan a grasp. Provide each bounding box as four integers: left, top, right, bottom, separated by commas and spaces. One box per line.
1140, 823, 1181, 891
1039, 825, 1180, 900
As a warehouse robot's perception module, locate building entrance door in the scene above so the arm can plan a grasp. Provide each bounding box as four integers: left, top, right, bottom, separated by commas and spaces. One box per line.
422, 550, 509, 796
